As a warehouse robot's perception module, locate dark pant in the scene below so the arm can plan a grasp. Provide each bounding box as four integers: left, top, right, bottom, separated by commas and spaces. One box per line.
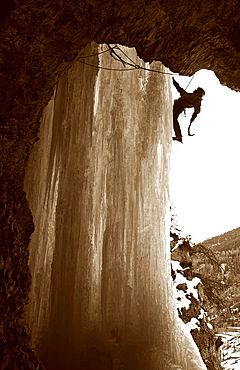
173, 100, 185, 138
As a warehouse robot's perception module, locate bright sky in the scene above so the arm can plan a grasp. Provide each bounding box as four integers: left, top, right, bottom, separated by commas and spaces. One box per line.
170, 69, 240, 243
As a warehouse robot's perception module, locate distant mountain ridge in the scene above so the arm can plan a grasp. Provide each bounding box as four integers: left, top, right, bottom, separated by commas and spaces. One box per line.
202, 228, 240, 370
202, 227, 240, 252
200, 227, 240, 328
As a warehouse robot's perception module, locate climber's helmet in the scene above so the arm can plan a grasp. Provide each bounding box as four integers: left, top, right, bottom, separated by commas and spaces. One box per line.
194, 87, 205, 97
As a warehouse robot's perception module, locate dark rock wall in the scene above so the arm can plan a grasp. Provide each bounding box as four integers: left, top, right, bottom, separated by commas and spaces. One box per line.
0, 0, 240, 368
92, 0, 240, 90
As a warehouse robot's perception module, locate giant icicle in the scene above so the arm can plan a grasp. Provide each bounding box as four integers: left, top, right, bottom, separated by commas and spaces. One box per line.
24, 43, 206, 369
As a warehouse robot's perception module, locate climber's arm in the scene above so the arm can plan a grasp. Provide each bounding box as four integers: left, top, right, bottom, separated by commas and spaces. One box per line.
172, 78, 186, 96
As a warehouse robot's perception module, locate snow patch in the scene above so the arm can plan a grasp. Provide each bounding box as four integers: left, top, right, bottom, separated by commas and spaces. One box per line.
206, 322, 213, 330
172, 261, 200, 313
186, 317, 200, 331
217, 329, 240, 369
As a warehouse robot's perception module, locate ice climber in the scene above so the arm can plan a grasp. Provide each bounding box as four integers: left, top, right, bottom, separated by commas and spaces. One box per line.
172, 77, 205, 143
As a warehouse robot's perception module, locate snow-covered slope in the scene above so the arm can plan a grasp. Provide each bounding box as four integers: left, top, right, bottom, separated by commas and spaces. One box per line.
218, 329, 240, 369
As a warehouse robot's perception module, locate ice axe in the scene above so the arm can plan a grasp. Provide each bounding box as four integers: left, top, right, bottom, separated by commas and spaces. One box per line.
188, 122, 195, 137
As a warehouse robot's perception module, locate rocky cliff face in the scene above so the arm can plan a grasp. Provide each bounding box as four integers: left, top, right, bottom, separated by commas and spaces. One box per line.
1, 1, 240, 369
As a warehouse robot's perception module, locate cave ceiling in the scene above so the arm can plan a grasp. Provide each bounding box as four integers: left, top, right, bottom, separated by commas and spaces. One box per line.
1, 0, 240, 93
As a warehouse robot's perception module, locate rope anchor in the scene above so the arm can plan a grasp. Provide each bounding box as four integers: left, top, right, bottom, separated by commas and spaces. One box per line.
77, 43, 193, 78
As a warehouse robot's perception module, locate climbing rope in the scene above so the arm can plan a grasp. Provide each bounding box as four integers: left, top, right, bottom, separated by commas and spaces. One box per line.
76, 43, 182, 76
76, 47, 115, 59
76, 59, 137, 72
6, 13, 192, 79
9, 7, 195, 80
185, 74, 195, 90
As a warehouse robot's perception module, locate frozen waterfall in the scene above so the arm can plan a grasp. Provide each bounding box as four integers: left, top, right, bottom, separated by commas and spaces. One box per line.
24, 43, 206, 370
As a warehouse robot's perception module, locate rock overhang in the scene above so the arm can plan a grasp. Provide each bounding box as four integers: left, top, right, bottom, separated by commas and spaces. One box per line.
1, 0, 240, 93
91, 0, 240, 91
